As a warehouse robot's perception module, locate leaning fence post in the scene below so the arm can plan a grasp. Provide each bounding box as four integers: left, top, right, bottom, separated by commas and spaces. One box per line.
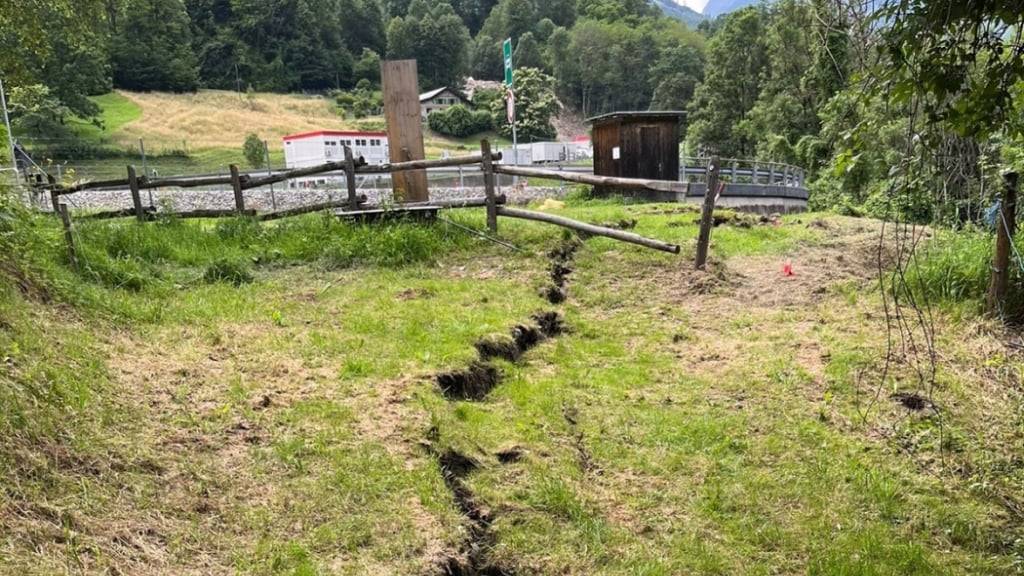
229, 164, 245, 214
481, 139, 497, 233
57, 202, 78, 271
127, 165, 145, 222
344, 145, 359, 211
695, 156, 722, 270
988, 171, 1020, 315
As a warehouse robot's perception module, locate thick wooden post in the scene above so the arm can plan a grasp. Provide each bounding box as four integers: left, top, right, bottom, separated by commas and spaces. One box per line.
988, 172, 1020, 315
481, 139, 497, 233
127, 165, 145, 221
229, 164, 245, 213
49, 189, 60, 214
695, 156, 721, 270
381, 60, 428, 202
344, 145, 359, 211
57, 202, 78, 271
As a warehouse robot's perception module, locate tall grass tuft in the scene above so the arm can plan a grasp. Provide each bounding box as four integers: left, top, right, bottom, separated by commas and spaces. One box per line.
905, 227, 1024, 320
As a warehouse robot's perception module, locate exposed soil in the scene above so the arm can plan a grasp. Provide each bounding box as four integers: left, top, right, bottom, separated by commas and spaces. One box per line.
437, 362, 502, 401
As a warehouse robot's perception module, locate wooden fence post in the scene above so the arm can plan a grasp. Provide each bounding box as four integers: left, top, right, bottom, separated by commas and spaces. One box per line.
481, 139, 497, 233
229, 164, 245, 214
57, 202, 78, 271
344, 145, 359, 211
988, 171, 1020, 315
695, 156, 722, 270
127, 165, 145, 222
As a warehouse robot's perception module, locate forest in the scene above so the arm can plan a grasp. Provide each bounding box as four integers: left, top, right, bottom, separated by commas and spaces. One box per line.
2, 0, 1022, 225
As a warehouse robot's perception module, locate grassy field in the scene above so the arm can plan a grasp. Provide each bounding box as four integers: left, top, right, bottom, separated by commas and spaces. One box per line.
54, 90, 511, 180
2, 197, 1023, 574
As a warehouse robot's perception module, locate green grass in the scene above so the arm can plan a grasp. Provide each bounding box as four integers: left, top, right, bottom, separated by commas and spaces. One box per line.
68, 92, 143, 140
2, 197, 1022, 574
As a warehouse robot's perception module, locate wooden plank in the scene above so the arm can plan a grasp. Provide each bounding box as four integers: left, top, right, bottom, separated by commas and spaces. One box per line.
127, 165, 145, 222
493, 164, 688, 194
495, 206, 680, 254
229, 164, 245, 213
988, 171, 1020, 314
380, 59, 428, 202
337, 204, 439, 223
481, 139, 497, 233
695, 156, 721, 270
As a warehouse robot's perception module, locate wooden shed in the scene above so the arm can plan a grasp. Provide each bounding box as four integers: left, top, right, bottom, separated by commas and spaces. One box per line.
589, 111, 685, 196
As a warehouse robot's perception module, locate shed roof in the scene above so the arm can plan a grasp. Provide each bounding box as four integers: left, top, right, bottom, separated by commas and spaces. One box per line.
587, 111, 686, 125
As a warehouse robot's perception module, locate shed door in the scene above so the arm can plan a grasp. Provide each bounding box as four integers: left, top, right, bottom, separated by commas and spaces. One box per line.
638, 126, 663, 180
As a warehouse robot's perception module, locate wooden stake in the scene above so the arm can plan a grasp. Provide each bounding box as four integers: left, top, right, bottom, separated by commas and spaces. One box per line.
127, 165, 145, 222
481, 139, 497, 233
344, 145, 359, 211
695, 156, 722, 270
229, 164, 245, 213
988, 171, 1020, 315
57, 203, 78, 271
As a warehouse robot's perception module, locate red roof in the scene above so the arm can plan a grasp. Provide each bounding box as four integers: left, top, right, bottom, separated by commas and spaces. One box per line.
283, 130, 388, 141
572, 135, 591, 143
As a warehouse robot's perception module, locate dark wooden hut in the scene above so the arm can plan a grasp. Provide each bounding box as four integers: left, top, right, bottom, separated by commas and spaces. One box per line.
589, 111, 685, 196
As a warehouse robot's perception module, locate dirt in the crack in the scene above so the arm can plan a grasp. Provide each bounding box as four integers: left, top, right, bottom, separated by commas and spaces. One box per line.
892, 391, 936, 412
542, 238, 582, 304
437, 362, 501, 401
533, 311, 565, 337
431, 445, 513, 576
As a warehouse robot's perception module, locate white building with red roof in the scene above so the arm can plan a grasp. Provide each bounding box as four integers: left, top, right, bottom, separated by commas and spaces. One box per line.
283, 130, 389, 168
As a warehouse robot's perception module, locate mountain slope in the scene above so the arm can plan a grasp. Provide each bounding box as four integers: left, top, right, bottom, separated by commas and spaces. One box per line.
652, 0, 706, 27
703, 0, 760, 17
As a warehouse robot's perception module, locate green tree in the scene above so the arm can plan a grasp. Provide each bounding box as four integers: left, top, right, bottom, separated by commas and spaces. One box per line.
386, 0, 470, 90
112, 0, 200, 92
354, 49, 382, 86
0, 0, 111, 119
7, 85, 72, 137
243, 133, 266, 169
469, 34, 503, 80
513, 33, 544, 71
491, 67, 557, 140
686, 7, 768, 157
479, 0, 537, 43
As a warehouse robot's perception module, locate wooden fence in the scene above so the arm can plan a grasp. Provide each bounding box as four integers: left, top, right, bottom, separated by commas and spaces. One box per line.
42, 140, 732, 263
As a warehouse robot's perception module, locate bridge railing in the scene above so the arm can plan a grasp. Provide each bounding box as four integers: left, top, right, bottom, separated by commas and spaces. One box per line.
681, 157, 806, 188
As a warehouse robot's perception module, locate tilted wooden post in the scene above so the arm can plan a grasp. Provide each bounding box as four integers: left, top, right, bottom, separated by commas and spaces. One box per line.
988, 171, 1020, 315
695, 156, 722, 270
481, 139, 497, 233
57, 203, 78, 271
127, 165, 145, 222
229, 164, 245, 213
344, 145, 359, 211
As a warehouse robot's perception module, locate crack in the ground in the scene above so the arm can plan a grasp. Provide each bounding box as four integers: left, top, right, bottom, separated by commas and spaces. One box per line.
429, 239, 578, 574
423, 430, 512, 576
541, 237, 582, 304
563, 405, 597, 474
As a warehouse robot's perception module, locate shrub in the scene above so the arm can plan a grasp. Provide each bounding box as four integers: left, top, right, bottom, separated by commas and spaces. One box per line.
202, 258, 253, 286
428, 104, 491, 138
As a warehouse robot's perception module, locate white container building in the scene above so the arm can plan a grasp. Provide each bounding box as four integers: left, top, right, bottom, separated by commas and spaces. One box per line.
283, 130, 389, 168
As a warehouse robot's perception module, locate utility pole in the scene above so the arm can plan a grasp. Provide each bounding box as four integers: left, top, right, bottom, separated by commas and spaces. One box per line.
0, 76, 20, 191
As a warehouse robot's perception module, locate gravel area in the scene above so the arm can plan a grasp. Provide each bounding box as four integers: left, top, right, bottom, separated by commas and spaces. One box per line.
40, 184, 570, 214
